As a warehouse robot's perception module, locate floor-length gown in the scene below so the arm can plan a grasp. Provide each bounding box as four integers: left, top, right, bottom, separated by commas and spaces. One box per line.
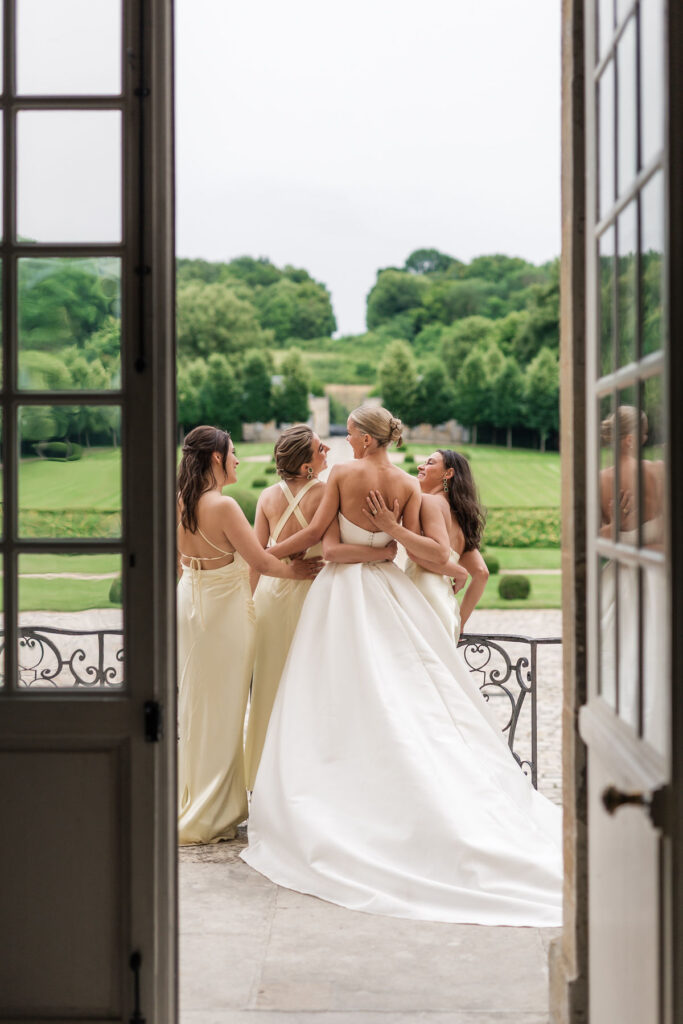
404, 553, 461, 644
245, 479, 322, 789
242, 513, 562, 926
177, 536, 255, 845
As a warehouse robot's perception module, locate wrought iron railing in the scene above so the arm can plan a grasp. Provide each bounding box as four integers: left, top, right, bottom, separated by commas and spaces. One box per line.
458, 633, 562, 788
9, 627, 561, 788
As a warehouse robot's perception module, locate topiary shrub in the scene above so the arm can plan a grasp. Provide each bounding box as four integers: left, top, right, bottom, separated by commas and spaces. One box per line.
109, 576, 122, 605
403, 453, 415, 464
484, 554, 500, 575
498, 574, 531, 600
251, 477, 268, 488
407, 465, 420, 475
33, 440, 84, 461
229, 486, 257, 523
265, 465, 277, 475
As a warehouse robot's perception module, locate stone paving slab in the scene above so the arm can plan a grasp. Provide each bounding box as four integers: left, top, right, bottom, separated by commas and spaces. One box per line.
181, 1013, 551, 1023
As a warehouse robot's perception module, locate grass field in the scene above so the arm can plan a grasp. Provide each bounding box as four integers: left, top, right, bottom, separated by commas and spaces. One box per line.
11, 442, 561, 610
405, 444, 560, 509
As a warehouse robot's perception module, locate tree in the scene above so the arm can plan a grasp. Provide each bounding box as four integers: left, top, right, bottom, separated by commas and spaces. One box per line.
524, 347, 559, 451
377, 340, 418, 425
273, 349, 310, 424
440, 316, 498, 383
242, 350, 273, 423
176, 281, 271, 360
366, 270, 426, 330
452, 345, 491, 444
177, 359, 209, 434
412, 359, 455, 426
404, 248, 458, 276
18, 258, 118, 349
256, 278, 336, 343
492, 357, 525, 448
203, 353, 243, 439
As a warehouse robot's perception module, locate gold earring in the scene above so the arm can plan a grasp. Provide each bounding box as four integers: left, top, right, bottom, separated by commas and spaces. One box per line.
306, 466, 313, 480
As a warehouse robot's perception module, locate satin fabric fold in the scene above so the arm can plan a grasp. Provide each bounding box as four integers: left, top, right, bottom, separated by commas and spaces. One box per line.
405, 553, 462, 644
242, 514, 562, 926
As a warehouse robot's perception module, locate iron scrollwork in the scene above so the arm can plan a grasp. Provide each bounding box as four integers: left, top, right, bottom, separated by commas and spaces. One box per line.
7, 627, 125, 690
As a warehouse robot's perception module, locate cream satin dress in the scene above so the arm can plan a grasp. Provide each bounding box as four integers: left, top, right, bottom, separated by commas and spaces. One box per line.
404, 552, 462, 644
242, 513, 562, 926
177, 528, 255, 845
245, 479, 322, 789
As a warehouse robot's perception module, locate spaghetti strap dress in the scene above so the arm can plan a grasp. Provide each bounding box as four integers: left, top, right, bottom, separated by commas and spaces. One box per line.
177, 527, 255, 845
245, 479, 322, 789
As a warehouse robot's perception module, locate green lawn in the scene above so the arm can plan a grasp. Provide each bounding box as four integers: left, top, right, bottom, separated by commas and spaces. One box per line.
405, 444, 560, 508
460, 572, 561, 611
19, 448, 121, 510
19, 553, 120, 574
17, 576, 118, 612
484, 547, 561, 570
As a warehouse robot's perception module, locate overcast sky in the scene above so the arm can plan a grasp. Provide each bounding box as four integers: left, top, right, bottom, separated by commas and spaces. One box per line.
176, 0, 561, 336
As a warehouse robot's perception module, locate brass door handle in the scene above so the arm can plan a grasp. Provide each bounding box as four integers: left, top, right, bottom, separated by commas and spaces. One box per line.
601, 785, 649, 815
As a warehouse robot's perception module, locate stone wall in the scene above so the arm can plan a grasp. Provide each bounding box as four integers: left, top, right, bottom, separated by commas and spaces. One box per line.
403, 420, 468, 445
242, 394, 330, 443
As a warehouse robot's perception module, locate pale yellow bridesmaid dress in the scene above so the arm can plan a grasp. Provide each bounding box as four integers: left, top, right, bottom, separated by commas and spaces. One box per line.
177, 529, 255, 845
404, 552, 462, 645
245, 479, 322, 789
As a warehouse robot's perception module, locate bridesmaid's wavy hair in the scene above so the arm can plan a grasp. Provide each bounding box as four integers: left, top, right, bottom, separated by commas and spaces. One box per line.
274, 424, 315, 479
177, 425, 231, 533
349, 405, 403, 447
438, 449, 486, 553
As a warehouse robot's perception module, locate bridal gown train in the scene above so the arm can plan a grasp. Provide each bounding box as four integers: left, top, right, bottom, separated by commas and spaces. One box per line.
241, 514, 562, 926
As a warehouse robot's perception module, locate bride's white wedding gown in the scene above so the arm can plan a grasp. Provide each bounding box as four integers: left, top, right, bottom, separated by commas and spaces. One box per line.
241, 513, 562, 926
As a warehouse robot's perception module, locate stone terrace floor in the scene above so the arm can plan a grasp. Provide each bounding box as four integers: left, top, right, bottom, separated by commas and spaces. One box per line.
180, 609, 563, 1023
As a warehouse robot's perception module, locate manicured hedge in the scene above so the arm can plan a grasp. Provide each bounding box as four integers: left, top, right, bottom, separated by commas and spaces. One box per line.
230, 487, 257, 523
33, 441, 84, 461
483, 507, 560, 548
109, 576, 122, 604
483, 554, 500, 575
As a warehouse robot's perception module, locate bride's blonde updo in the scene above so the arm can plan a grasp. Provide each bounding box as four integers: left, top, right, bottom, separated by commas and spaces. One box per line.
349, 405, 403, 448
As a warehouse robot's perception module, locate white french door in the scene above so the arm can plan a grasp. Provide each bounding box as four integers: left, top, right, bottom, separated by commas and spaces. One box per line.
580, 1, 680, 1022
0, 2, 176, 1022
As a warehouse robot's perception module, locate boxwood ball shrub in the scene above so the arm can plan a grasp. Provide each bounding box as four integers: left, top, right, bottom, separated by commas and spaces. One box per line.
498, 574, 531, 600
251, 477, 268, 488
265, 465, 277, 475
403, 453, 415, 464
484, 554, 500, 575
109, 576, 122, 605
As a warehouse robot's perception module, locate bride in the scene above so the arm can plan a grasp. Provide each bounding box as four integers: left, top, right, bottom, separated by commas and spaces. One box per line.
241, 406, 562, 926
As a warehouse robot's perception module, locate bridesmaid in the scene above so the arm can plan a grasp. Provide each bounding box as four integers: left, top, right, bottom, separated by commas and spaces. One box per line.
366, 449, 488, 639
244, 425, 329, 790
176, 425, 321, 845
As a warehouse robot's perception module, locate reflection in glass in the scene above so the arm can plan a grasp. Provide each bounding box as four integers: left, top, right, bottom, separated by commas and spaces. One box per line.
598, 62, 615, 220
616, 558, 639, 730
641, 172, 664, 355
640, 0, 664, 168
17, 111, 121, 243
18, 258, 121, 390
642, 564, 667, 755
641, 375, 665, 540
18, 406, 121, 538
617, 201, 637, 366
599, 555, 616, 709
616, 0, 633, 23
17, 0, 121, 96
17, 553, 123, 691
599, 227, 615, 377
617, 17, 637, 197
598, 0, 615, 59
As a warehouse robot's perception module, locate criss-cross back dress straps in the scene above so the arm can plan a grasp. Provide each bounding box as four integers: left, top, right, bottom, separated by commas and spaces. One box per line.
270, 479, 319, 544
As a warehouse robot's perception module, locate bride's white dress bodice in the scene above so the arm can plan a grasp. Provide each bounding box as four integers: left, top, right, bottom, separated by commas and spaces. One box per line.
338, 511, 392, 547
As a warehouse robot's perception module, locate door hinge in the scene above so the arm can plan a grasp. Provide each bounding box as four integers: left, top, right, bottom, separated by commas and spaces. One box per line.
144, 700, 163, 743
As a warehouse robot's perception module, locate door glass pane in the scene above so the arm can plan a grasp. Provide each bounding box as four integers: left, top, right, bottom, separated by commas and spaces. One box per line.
598, 393, 616, 709
18, 258, 121, 390
598, 61, 615, 219
642, 563, 667, 754
598, 0, 615, 59
599, 226, 615, 377
17, 553, 123, 691
17, 0, 122, 96
616, 16, 637, 197
640, 0, 664, 167
641, 375, 665, 543
17, 111, 122, 243
615, 385, 638, 544
18, 406, 121, 538
617, 200, 637, 366
616, 557, 639, 730
641, 171, 664, 355
616, 0, 634, 22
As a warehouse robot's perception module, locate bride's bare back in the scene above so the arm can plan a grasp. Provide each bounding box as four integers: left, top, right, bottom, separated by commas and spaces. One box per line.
335, 460, 420, 532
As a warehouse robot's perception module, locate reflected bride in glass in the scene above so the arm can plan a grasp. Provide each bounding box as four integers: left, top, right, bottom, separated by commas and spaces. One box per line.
241, 406, 563, 926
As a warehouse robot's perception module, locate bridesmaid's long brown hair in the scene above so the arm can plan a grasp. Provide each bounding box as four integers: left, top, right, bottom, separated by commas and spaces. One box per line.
177, 425, 231, 533
438, 449, 486, 552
